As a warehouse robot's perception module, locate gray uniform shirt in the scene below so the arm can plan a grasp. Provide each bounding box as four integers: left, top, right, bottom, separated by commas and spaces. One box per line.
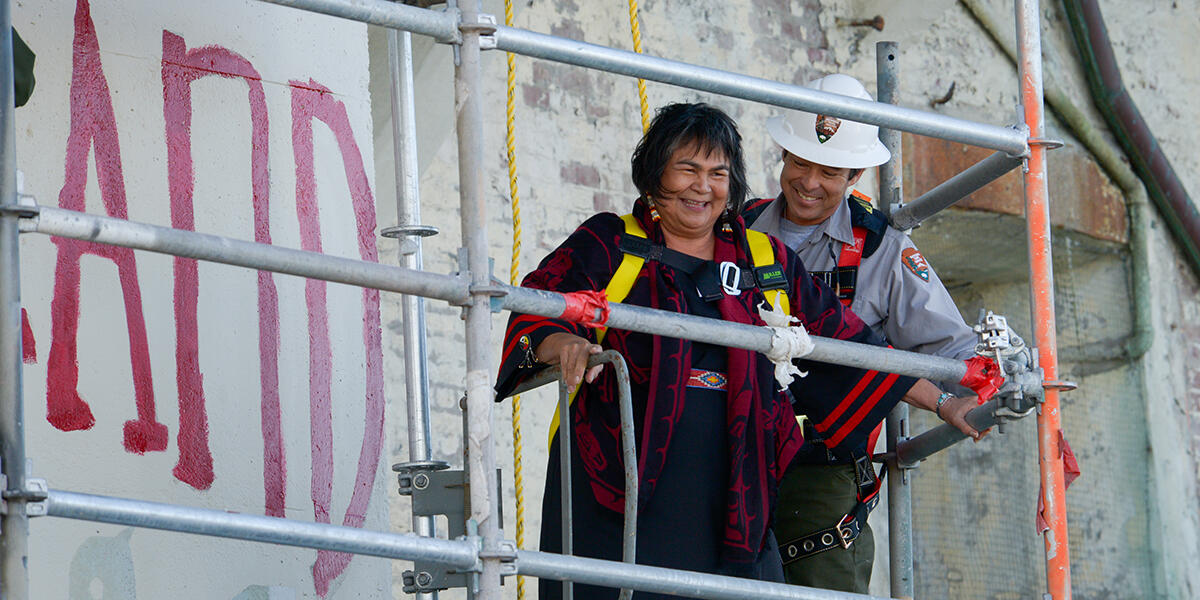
748, 195, 976, 361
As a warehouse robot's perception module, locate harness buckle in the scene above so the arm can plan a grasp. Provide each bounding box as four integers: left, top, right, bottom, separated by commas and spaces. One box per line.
719, 261, 741, 296
836, 515, 857, 549
852, 453, 877, 497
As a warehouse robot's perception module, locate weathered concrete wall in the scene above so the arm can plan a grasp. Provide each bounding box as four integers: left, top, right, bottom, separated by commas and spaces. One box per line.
817, 1, 1200, 598
367, 0, 1200, 598
16, 1, 390, 597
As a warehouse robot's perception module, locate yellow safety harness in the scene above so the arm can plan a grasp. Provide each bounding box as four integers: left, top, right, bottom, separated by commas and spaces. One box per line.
547, 215, 790, 445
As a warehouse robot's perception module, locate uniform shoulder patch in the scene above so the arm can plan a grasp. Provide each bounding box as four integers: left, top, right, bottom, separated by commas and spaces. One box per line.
901, 248, 930, 282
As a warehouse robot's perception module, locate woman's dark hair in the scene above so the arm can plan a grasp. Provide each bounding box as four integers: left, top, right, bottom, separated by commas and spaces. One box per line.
631, 103, 749, 222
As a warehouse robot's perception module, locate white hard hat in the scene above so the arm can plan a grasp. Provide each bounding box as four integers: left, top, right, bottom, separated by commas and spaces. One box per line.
766, 74, 891, 169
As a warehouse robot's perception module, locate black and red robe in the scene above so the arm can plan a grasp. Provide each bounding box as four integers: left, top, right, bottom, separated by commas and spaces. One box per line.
495, 202, 914, 571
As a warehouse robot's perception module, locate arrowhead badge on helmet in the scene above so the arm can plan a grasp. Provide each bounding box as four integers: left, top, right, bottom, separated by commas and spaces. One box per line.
815, 114, 841, 143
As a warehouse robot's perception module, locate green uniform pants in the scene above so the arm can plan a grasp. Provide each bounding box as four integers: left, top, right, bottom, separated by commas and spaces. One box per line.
775, 462, 873, 594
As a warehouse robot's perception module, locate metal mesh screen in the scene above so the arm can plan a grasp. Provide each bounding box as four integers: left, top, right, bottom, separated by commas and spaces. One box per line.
908, 210, 1155, 598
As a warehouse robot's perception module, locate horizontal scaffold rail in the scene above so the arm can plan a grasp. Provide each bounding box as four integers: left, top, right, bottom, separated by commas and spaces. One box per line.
46, 489, 889, 600
890, 150, 1025, 230
257, 0, 1029, 156
894, 399, 1003, 466
15, 205, 1042, 392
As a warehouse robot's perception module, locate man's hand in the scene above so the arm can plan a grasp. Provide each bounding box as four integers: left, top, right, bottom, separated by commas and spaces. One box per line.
936, 393, 988, 441
535, 332, 604, 393
902, 379, 986, 440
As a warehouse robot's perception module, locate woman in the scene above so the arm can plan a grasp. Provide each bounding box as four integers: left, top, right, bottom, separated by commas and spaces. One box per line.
495, 103, 979, 599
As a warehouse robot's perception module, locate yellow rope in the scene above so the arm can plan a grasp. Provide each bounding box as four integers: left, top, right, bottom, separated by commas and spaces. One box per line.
502, 8, 649, 597
503, 0, 526, 597
627, 0, 651, 133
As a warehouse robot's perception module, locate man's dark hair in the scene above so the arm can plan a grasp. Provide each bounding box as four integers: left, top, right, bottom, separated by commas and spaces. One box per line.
631, 103, 748, 222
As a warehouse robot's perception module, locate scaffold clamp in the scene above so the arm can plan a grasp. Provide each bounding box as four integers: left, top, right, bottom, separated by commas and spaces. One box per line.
1, 477, 48, 517
0, 202, 38, 219
460, 12, 498, 50
478, 540, 519, 576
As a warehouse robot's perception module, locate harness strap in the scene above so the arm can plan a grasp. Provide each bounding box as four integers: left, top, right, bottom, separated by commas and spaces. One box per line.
811, 225, 868, 307
547, 215, 790, 446
779, 468, 885, 565
746, 229, 790, 314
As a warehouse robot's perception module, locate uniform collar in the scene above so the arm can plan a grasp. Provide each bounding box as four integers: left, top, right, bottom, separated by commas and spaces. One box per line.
823, 195, 856, 246
777, 193, 855, 251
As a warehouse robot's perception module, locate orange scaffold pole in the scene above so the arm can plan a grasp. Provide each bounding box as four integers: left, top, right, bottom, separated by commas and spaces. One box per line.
1016, 1, 1072, 597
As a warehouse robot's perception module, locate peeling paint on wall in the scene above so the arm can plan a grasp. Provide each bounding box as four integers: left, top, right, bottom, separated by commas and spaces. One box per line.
68, 528, 136, 600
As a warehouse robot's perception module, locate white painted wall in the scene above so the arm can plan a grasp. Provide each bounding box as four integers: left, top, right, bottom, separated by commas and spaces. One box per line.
14, 1, 390, 598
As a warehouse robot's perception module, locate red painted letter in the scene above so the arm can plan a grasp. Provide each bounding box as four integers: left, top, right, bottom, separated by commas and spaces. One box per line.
161, 31, 283, 504
291, 79, 385, 597
47, 0, 167, 454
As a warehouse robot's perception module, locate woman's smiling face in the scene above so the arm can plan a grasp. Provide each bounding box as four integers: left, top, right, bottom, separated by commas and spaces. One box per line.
652, 141, 730, 241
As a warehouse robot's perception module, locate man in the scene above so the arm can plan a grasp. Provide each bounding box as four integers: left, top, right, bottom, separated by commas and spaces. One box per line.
744, 73, 978, 593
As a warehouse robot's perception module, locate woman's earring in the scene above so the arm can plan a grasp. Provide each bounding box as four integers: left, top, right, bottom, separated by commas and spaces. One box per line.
648, 200, 662, 223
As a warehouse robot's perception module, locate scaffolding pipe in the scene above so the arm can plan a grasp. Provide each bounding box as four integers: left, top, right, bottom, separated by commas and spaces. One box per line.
0, 1, 29, 596
876, 40, 914, 600
889, 150, 1025, 231
387, 25, 438, 598
1015, 1, 1071, 597
506, 350, 639, 600
515, 550, 892, 600
16, 205, 1052, 392
18, 205, 472, 303
557, 377, 574, 600
892, 400, 1001, 467
45, 487, 886, 600
255, 0, 1028, 156
260, 0, 460, 42
487, 26, 1024, 154
46, 489, 481, 567
455, 1, 504, 598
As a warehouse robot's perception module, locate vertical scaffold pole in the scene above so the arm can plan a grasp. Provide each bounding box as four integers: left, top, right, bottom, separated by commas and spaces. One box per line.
877, 41, 914, 600
1015, 1, 1072, 597
0, 2, 29, 598
387, 25, 439, 600
455, 2, 503, 598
